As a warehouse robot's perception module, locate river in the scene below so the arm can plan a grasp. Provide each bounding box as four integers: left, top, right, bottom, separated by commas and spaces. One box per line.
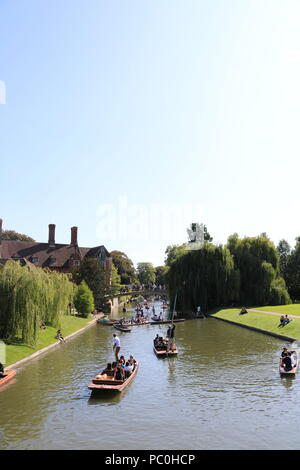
0, 301, 299, 450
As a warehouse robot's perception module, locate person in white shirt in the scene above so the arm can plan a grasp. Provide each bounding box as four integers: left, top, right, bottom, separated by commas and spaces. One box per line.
113, 334, 121, 361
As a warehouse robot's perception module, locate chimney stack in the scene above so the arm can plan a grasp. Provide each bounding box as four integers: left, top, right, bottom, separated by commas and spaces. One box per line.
71, 226, 78, 246
48, 224, 56, 247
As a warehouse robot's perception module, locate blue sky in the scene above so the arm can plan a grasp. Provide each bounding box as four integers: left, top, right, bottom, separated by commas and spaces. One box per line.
1, 0, 300, 266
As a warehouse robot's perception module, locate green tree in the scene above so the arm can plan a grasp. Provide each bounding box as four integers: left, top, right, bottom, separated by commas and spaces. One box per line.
110, 250, 136, 284
285, 238, 300, 300
110, 264, 122, 295
0, 260, 74, 345
2, 230, 35, 241
155, 266, 167, 286
72, 258, 109, 307
74, 281, 94, 317
164, 244, 187, 266
166, 243, 237, 314
137, 262, 156, 285
226, 234, 290, 305
277, 239, 291, 279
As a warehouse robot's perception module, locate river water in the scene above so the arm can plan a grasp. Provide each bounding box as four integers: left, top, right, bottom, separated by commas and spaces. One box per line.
0, 301, 299, 450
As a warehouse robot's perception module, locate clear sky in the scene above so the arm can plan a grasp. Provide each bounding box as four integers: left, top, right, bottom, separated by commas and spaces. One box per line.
1, 0, 300, 266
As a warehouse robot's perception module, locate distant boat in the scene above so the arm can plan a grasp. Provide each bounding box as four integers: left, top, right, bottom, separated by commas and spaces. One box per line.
150, 318, 185, 325
279, 351, 298, 375
114, 324, 132, 332
88, 362, 139, 392
0, 369, 16, 387
97, 318, 118, 325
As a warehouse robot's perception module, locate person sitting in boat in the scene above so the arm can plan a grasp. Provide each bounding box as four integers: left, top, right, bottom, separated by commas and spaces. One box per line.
281, 352, 295, 371
123, 361, 133, 378
102, 363, 114, 377
0, 362, 4, 378
128, 355, 135, 366
114, 364, 125, 381
154, 334, 160, 346
281, 347, 289, 357
119, 355, 126, 365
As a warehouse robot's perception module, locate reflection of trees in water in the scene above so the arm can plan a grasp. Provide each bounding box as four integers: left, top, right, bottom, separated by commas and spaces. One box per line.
0, 326, 111, 446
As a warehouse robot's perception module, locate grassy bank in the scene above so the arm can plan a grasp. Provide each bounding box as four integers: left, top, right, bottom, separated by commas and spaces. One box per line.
211, 308, 300, 340
252, 304, 300, 316
4, 315, 92, 366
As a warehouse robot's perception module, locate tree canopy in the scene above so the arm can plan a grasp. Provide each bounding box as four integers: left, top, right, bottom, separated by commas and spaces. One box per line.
2, 230, 35, 241
74, 281, 94, 317
137, 262, 156, 285
110, 250, 136, 284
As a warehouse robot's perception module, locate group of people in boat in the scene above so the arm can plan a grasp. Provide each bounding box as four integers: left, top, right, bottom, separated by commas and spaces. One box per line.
279, 315, 292, 327
153, 324, 176, 352
97, 355, 137, 381
280, 347, 297, 371
152, 313, 163, 321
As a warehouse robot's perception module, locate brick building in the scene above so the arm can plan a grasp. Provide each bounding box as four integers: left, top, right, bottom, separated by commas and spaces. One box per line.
0, 219, 112, 273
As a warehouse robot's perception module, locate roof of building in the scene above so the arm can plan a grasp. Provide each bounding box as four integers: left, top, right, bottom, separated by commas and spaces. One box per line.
0, 240, 110, 268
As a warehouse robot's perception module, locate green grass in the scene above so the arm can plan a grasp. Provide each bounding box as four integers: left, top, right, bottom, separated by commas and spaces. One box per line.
252, 304, 300, 316
4, 315, 92, 366
211, 308, 300, 339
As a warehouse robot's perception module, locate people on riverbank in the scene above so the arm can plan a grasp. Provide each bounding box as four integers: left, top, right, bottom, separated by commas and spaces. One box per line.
279, 315, 292, 327
56, 330, 65, 343
239, 307, 248, 315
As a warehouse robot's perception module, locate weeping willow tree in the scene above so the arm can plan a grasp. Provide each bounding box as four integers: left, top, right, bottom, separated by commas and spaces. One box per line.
0, 260, 75, 345
227, 234, 291, 305
166, 243, 239, 314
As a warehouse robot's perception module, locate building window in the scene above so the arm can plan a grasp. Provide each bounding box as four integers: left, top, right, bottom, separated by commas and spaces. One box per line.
31, 257, 39, 263
48, 257, 56, 265
73, 260, 80, 267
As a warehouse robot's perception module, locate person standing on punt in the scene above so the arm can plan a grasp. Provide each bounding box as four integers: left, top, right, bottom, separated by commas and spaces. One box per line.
166, 324, 176, 351
281, 352, 294, 371
113, 333, 121, 361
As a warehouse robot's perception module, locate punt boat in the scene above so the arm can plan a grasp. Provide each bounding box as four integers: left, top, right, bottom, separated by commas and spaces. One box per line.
0, 369, 16, 387
279, 351, 298, 375
114, 324, 132, 332
153, 342, 178, 358
88, 361, 139, 392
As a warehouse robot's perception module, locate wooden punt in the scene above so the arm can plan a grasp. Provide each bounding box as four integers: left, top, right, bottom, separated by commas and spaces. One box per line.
153, 343, 178, 358
0, 369, 16, 387
131, 320, 150, 326
150, 318, 185, 325
279, 352, 298, 375
88, 362, 139, 392
97, 319, 118, 325
114, 324, 132, 332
